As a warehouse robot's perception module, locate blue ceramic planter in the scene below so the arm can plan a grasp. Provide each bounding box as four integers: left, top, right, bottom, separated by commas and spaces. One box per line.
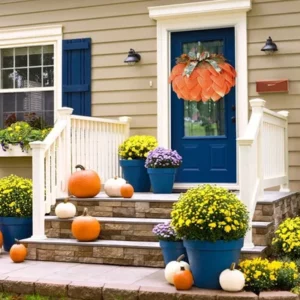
147, 168, 177, 194
184, 239, 244, 289
159, 240, 189, 265
0, 217, 32, 251
120, 159, 150, 192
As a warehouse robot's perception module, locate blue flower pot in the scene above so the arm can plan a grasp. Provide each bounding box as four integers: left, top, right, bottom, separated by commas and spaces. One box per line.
147, 168, 177, 194
120, 159, 150, 192
0, 217, 32, 251
159, 240, 189, 265
184, 238, 244, 289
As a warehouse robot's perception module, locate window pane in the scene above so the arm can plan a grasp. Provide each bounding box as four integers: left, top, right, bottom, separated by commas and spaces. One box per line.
43, 45, 54, 65
2, 49, 13, 68
43, 67, 54, 87
0, 91, 54, 128
15, 47, 27, 67
2, 69, 14, 88
29, 67, 42, 87
3, 93, 15, 112
15, 69, 28, 88
29, 46, 42, 66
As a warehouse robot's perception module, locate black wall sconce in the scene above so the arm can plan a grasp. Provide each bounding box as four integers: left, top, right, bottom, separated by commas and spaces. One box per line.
261, 37, 278, 55
124, 49, 141, 65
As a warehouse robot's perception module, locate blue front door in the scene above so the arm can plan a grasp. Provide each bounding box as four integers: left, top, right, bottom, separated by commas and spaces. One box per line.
171, 28, 236, 183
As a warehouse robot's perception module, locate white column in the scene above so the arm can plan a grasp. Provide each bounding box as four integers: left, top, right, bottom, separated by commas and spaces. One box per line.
30, 142, 47, 239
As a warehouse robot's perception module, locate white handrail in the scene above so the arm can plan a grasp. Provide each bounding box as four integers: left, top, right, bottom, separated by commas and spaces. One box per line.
30, 108, 131, 239
238, 98, 289, 249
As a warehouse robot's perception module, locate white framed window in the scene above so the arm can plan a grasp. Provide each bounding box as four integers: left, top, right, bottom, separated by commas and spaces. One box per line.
0, 25, 62, 128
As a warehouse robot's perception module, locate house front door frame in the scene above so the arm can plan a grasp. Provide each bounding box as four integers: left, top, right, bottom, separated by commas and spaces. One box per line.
149, 0, 252, 188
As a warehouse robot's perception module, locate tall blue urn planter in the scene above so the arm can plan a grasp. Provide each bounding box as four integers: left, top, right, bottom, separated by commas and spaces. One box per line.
120, 159, 151, 192
159, 240, 189, 265
147, 168, 177, 194
183, 238, 244, 289
1, 217, 32, 251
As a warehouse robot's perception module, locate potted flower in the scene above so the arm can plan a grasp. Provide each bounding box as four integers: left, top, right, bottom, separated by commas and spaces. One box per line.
152, 221, 188, 265
0, 175, 33, 251
118, 135, 157, 192
171, 184, 249, 289
145, 147, 182, 193
0, 121, 51, 152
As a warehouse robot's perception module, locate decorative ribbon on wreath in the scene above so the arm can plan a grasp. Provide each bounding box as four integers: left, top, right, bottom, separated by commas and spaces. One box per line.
169, 51, 237, 102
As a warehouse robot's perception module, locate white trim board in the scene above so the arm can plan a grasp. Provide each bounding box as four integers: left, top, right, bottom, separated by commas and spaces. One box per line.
148, 0, 252, 185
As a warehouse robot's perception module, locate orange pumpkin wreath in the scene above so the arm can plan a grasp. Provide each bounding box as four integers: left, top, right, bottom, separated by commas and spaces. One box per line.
169, 52, 236, 102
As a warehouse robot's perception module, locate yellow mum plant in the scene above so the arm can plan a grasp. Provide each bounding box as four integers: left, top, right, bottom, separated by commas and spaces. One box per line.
239, 258, 299, 293
171, 184, 249, 241
272, 217, 300, 259
118, 135, 158, 160
0, 175, 32, 217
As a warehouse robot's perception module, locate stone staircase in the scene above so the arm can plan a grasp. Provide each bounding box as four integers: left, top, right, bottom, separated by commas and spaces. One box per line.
22, 191, 300, 267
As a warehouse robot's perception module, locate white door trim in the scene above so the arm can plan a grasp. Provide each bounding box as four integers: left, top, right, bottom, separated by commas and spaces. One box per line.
149, 0, 251, 186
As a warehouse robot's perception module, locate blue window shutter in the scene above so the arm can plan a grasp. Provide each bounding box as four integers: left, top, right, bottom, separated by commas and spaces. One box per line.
62, 38, 91, 116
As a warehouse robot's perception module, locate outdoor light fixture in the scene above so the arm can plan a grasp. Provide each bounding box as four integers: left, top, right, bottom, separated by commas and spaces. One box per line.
261, 37, 278, 55
124, 49, 141, 65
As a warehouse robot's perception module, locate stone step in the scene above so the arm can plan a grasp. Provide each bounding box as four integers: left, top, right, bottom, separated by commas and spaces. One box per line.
21, 237, 267, 267
52, 193, 178, 219
46, 216, 274, 246
45, 216, 169, 242
253, 191, 299, 226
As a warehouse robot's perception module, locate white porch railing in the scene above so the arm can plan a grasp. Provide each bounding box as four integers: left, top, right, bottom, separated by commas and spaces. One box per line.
30, 108, 131, 239
238, 99, 289, 248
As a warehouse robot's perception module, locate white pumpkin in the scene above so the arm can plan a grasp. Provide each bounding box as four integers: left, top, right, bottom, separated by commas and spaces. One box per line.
165, 254, 190, 285
104, 176, 126, 197
219, 263, 245, 292
55, 199, 76, 219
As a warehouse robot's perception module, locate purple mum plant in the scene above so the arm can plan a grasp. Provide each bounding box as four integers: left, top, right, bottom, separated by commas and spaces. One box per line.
145, 147, 182, 168
152, 221, 181, 241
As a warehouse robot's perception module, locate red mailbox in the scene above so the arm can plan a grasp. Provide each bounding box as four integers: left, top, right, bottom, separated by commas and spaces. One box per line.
256, 80, 289, 93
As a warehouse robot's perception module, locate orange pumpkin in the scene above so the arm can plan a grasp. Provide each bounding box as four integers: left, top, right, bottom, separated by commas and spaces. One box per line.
10, 239, 27, 263
71, 208, 101, 241
169, 57, 236, 102
68, 165, 101, 198
120, 183, 134, 198
0, 230, 3, 249
173, 266, 193, 290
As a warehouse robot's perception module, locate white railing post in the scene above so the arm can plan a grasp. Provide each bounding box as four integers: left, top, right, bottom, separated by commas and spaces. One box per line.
278, 110, 290, 192
30, 141, 47, 239
57, 107, 73, 194
119, 116, 132, 139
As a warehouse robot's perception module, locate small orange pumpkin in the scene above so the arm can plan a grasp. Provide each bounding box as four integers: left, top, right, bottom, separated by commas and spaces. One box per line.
120, 183, 134, 198
173, 266, 193, 290
10, 239, 27, 263
71, 208, 101, 241
68, 165, 101, 198
0, 230, 3, 249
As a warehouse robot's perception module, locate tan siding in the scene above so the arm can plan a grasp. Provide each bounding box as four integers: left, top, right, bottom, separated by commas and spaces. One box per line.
0, 0, 299, 189
0, 158, 32, 179
248, 0, 300, 190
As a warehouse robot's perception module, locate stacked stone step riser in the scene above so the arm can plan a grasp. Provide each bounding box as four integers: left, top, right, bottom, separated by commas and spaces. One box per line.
45, 220, 159, 242
253, 193, 300, 227
51, 200, 174, 219
24, 242, 264, 267
252, 223, 274, 247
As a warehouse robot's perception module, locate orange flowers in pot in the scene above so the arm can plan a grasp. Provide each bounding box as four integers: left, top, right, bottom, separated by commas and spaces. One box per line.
169, 52, 236, 102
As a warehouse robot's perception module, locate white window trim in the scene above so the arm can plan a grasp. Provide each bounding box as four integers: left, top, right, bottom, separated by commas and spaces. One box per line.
0, 25, 63, 122
149, 0, 251, 186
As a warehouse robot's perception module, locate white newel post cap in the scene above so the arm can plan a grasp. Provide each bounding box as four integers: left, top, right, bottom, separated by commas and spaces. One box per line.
30, 141, 48, 150
57, 107, 73, 117
119, 116, 132, 123
250, 98, 266, 108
